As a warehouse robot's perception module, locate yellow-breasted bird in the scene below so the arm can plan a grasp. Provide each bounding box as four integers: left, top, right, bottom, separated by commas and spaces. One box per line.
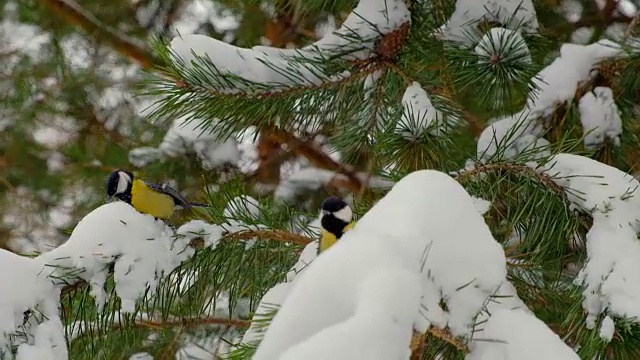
106, 169, 208, 220
318, 196, 355, 254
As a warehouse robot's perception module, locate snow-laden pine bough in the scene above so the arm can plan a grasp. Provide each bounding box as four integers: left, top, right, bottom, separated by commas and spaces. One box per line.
0, 193, 304, 358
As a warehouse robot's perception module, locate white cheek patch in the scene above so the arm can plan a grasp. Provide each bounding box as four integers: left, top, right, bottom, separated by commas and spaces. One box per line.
116, 172, 132, 194
333, 206, 353, 223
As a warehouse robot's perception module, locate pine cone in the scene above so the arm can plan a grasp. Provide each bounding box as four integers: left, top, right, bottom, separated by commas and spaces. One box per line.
376, 22, 411, 60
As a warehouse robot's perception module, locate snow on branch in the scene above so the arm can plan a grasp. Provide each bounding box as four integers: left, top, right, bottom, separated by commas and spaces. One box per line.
476, 40, 623, 162
251, 169, 576, 359
578, 86, 622, 150
274, 167, 394, 203
533, 153, 640, 341
166, 0, 410, 94
474, 28, 532, 66
395, 81, 459, 139
467, 307, 580, 360
0, 251, 65, 358
37, 201, 225, 313
0, 195, 317, 357
439, 0, 539, 46
129, 114, 241, 170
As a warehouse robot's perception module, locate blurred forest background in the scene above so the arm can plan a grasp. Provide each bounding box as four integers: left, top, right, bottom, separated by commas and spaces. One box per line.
1, 0, 640, 254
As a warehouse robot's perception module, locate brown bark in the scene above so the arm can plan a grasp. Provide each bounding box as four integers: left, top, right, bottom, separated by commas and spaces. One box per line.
253, 6, 301, 188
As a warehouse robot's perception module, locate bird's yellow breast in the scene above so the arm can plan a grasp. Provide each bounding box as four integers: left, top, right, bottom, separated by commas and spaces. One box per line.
319, 221, 355, 253
319, 229, 338, 253
130, 180, 175, 219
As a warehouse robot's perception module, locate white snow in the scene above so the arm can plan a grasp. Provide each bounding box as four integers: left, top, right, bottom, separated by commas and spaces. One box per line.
37, 201, 224, 313
232, 217, 325, 348
471, 196, 492, 215
618, 0, 638, 17
169, 34, 333, 93
396, 82, 447, 138
171, 0, 240, 39
467, 308, 579, 360
175, 343, 214, 360
129, 353, 154, 360
169, 0, 409, 93
314, 16, 338, 39
528, 40, 622, 118
439, 0, 538, 46
175, 220, 224, 249
32, 115, 78, 149
274, 168, 394, 203
476, 40, 622, 161
240, 283, 293, 346
222, 195, 263, 233
0, 2, 51, 69
292, 95, 338, 134
0, 199, 229, 357
0, 250, 62, 357
238, 222, 321, 347
476, 110, 546, 161
253, 169, 509, 359
578, 87, 622, 149
599, 315, 615, 342
129, 114, 240, 169
559, 0, 583, 23
534, 154, 640, 330
16, 318, 68, 360
279, 267, 421, 360
60, 33, 93, 70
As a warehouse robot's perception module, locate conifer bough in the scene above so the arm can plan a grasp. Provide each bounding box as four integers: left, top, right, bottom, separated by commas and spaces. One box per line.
4, 0, 640, 359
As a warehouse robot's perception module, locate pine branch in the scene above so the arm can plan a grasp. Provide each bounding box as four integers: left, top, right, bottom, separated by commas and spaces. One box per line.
455, 163, 566, 197
386, 60, 484, 135
213, 229, 311, 246
163, 59, 386, 100
59, 228, 313, 301
37, 0, 158, 68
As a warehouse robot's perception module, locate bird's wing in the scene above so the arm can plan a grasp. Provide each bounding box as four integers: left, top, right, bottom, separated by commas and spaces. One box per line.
145, 182, 192, 208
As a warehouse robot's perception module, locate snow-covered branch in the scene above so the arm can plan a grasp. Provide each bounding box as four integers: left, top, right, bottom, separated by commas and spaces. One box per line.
476, 40, 624, 162
166, 0, 411, 95
533, 153, 640, 341
250, 169, 576, 359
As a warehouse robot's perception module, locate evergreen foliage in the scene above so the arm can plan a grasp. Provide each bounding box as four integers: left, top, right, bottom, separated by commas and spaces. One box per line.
4, 0, 640, 358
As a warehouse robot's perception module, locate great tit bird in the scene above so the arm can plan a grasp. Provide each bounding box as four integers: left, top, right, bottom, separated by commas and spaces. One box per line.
318, 196, 355, 254
106, 170, 208, 220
